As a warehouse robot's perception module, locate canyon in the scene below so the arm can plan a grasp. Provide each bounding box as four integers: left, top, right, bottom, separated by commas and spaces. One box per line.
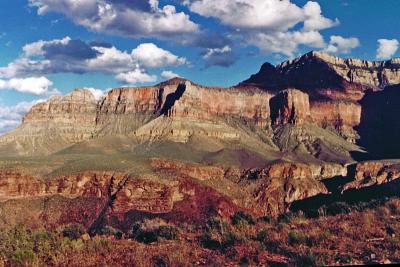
0, 51, 400, 232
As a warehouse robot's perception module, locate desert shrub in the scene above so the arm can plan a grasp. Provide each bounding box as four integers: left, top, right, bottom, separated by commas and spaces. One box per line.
206, 218, 229, 233
239, 256, 250, 267
231, 212, 255, 225
152, 255, 170, 267
278, 212, 297, 223
132, 222, 179, 244
157, 225, 178, 240
88, 239, 111, 252
132, 227, 158, 244
99, 226, 123, 239
334, 253, 352, 264
387, 199, 400, 215
288, 231, 308, 245
199, 230, 241, 251
10, 249, 36, 267
295, 251, 317, 267
259, 216, 272, 223
326, 202, 351, 216
199, 233, 221, 250
256, 229, 268, 242
62, 224, 85, 240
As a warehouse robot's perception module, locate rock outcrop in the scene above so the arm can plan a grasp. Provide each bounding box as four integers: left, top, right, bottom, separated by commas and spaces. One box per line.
270, 89, 311, 125
342, 160, 400, 191
240, 163, 331, 216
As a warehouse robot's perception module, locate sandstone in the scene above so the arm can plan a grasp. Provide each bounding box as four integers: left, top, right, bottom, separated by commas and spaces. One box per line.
342, 160, 400, 191
270, 89, 311, 125
241, 163, 331, 216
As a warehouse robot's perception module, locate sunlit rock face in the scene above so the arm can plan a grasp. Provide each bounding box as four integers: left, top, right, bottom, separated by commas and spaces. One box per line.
270, 89, 311, 126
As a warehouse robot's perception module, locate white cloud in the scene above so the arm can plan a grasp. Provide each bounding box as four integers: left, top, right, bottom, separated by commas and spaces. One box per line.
0, 99, 45, 135
249, 30, 325, 57
84, 87, 107, 100
116, 69, 157, 84
187, 0, 338, 57
131, 43, 186, 68
0, 76, 57, 96
161, 70, 180, 80
377, 39, 399, 59
303, 2, 339, 31
201, 45, 237, 67
188, 0, 337, 31
203, 46, 232, 59
87, 46, 133, 74
29, 0, 199, 38
324, 35, 360, 54
1, 38, 186, 86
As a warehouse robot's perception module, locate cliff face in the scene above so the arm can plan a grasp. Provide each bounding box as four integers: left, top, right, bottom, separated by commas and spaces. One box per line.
23, 89, 97, 124
270, 89, 311, 125
97, 79, 272, 128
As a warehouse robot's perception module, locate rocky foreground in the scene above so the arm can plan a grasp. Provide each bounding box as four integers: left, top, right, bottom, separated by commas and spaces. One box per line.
0, 51, 400, 265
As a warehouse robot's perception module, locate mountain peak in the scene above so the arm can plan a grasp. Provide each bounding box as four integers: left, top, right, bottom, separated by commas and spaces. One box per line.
241, 51, 400, 99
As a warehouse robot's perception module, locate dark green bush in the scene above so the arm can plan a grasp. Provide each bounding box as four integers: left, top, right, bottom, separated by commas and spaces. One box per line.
288, 231, 308, 245
132, 223, 179, 244
99, 226, 123, 239
326, 202, 351, 216
62, 224, 86, 240
231, 211, 255, 225
157, 225, 178, 240
256, 229, 268, 242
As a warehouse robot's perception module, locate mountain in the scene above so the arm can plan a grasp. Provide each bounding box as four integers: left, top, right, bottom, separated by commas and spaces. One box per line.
1, 51, 400, 242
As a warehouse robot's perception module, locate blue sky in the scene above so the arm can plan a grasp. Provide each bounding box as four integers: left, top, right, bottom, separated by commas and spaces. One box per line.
0, 0, 400, 133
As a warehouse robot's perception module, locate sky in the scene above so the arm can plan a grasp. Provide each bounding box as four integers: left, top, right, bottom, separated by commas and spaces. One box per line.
0, 0, 400, 134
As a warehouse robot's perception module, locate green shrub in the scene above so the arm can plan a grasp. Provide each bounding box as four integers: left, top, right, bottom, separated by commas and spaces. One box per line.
88, 239, 111, 252
295, 251, 317, 267
256, 229, 268, 242
278, 212, 297, 223
199, 233, 221, 250
231, 212, 255, 225
99, 226, 123, 239
288, 231, 308, 245
62, 224, 85, 240
132, 223, 179, 244
157, 225, 178, 240
10, 249, 36, 267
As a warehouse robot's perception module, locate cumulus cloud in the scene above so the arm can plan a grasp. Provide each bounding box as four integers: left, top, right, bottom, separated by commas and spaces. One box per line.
29, 0, 199, 38
186, 0, 339, 57
202, 46, 237, 67
324, 35, 360, 54
0, 99, 45, 135
161, 70, 180, 80
377, 39, 399, 60
0, 76, 57, 96
131, 43, 186, 68
84, 87, 107, 100
116, 69, 157, 84
249, 30, 325, 57
0, 37, 186, 85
